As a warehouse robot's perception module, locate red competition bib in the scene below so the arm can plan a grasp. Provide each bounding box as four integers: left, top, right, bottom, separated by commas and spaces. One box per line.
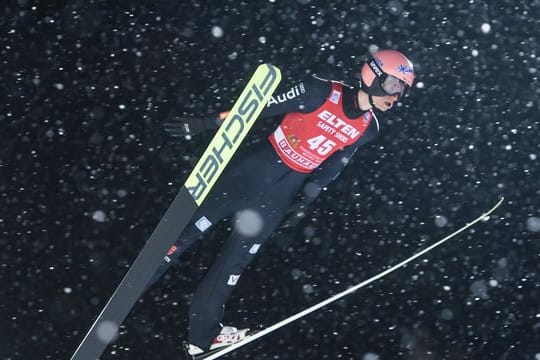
268, 82, 373, 173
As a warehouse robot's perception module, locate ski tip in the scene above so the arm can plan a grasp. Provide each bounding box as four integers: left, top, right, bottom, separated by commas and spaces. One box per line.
480, 197, 505, 221
256, 63, 281, 77
493, 196, 505, 210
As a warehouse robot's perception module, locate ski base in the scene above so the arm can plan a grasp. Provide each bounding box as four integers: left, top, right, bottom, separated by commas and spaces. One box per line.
70, 64, 281, 360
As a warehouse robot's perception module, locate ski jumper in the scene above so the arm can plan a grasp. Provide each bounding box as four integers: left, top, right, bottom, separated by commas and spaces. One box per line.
147, 76, 380, 350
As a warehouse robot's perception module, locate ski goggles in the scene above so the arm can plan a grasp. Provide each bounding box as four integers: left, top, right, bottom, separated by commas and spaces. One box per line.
367, 56, 409, 99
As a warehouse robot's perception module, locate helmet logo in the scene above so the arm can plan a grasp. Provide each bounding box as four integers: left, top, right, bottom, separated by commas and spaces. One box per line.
369, 60, 384, 77
397, 64, 414, 74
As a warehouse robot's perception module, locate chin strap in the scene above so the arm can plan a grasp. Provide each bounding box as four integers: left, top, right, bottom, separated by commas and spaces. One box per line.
368, 94, 376, 109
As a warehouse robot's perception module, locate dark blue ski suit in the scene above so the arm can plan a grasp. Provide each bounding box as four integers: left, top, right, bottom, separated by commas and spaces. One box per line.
147, 75, 379, 350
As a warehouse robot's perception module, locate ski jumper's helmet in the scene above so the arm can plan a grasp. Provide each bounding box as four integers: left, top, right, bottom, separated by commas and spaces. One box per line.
360, 49, 415, 99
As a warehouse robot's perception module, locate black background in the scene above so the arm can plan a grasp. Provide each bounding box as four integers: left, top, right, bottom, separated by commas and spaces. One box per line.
1, 1, 539, 359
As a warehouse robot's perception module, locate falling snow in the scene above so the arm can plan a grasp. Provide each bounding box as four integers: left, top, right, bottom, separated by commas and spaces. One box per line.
2, 2, 539, 360
234, 209, 264, 237
211, 25, 224, 38
526, 217, 540, 233
91, 210, 107, 223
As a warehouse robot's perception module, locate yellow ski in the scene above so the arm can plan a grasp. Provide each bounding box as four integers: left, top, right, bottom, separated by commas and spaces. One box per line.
71, 64, 281, 360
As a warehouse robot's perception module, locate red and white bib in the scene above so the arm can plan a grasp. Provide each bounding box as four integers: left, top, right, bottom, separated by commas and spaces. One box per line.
268, 82, 373, 173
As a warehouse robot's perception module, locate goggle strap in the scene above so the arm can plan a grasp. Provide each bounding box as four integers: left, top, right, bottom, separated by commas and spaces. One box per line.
367, 56, 387, 82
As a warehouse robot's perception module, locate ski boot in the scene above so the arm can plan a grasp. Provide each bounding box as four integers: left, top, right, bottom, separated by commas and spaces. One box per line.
184, 325, 251, 359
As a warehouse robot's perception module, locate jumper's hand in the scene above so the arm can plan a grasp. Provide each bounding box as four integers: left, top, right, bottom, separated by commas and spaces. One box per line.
163, 111, 229, 138
163, 116, 212, 137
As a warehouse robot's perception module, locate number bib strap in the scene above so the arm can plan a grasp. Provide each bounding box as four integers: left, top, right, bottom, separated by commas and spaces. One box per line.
268, 82, 373, 173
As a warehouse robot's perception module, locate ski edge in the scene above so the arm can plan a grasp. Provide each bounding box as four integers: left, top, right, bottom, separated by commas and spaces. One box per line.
70, 64, 282, 360
200, 197, 505, 360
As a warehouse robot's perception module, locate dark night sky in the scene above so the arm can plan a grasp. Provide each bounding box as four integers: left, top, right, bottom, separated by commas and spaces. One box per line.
1, 1, 539, 359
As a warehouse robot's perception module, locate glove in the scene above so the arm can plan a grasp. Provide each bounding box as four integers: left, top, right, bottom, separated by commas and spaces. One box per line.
163, 115, 218, 138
